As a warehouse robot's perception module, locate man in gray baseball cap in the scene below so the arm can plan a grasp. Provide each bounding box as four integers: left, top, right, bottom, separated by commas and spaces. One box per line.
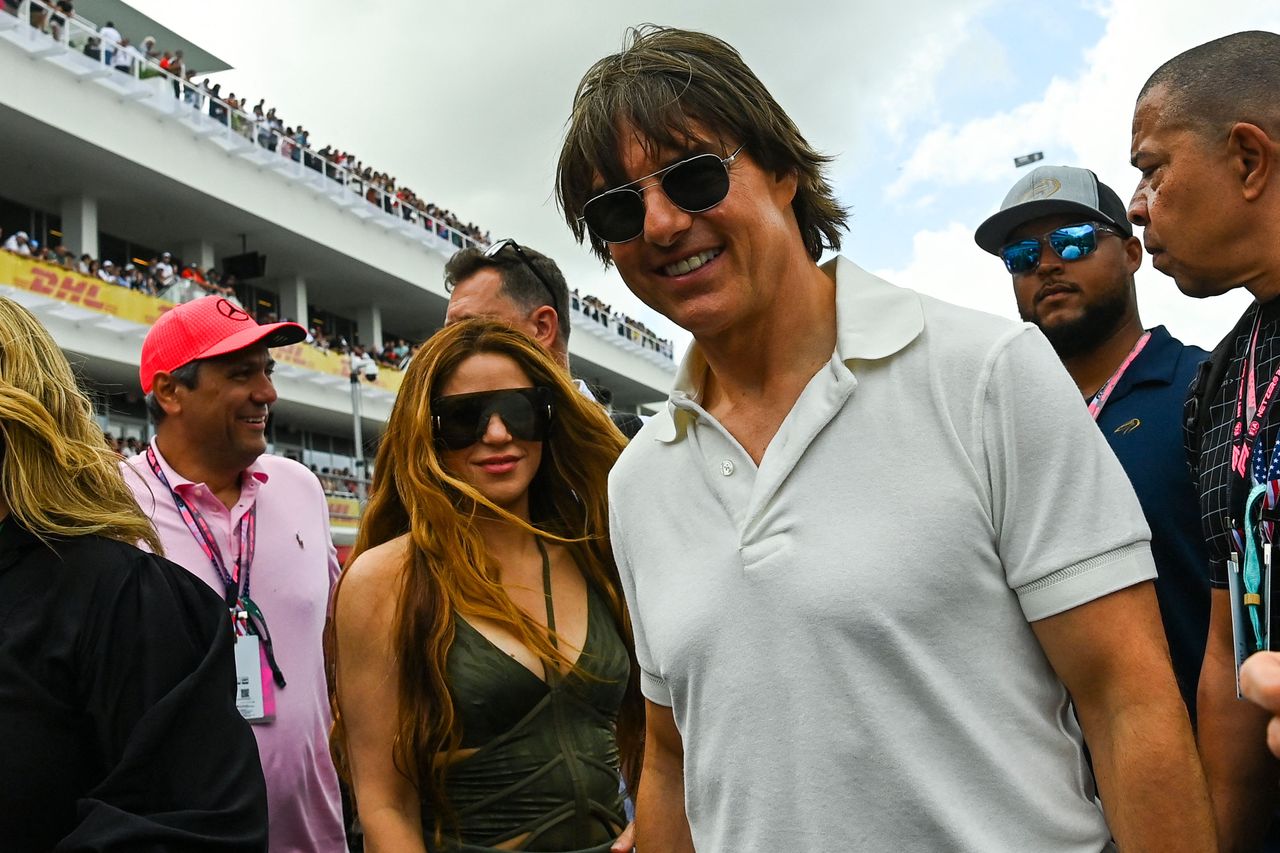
977, 164, 1211, 726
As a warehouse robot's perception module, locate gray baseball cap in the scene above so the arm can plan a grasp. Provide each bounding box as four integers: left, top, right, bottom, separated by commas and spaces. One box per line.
975, 165, 1133, 255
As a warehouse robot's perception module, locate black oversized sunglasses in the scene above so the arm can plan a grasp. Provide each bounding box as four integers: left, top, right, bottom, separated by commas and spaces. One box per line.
998, 222, 1122, 275
580, 146, 743, 244
431, 387, 554, 450
484, 238, 560, 316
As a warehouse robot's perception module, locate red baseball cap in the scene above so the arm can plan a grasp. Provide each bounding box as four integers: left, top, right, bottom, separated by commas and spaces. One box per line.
140, 297, 306, 393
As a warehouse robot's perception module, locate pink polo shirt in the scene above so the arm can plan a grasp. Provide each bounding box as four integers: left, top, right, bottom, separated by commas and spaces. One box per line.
125, 439, 346, 853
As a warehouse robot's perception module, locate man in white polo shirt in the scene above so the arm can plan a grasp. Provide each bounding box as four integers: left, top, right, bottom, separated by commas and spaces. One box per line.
554, 26, 1213, 852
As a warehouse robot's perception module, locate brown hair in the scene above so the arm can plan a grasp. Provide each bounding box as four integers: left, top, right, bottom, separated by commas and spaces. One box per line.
444, 242, 572, 343
327, 320, 641, 842
557, 24, 847, 263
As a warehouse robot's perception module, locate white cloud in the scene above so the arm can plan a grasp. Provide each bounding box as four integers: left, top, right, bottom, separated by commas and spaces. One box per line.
881, 0, 1278, 350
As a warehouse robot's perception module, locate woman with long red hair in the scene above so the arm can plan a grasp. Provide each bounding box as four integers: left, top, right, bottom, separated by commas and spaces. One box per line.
328, 320, 642, 852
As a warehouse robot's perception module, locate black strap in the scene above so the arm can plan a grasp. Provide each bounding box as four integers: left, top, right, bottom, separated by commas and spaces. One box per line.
537, 538, 556, 644
1186, 307, 1257, 482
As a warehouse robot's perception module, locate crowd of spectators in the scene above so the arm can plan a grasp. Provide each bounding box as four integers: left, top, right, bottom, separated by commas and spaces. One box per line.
5, 0, 491, 248
103, 433, 142, 458
572, 289, 675, 360
3, 1, 674, 362
1, 227, 238, 300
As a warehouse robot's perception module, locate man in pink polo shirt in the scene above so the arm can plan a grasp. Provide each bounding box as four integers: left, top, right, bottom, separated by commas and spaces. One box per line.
123, 297, 346, 853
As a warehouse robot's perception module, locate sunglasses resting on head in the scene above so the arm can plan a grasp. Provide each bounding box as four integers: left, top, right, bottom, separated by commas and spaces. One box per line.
581, 146, 743, 244
432, 387, 555, 450
998, 221, 1122, 275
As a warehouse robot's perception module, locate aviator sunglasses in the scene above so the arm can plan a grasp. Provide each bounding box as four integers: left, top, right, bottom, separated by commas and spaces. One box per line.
431, 387, 554, 450
998, 221, 1123, 275
484, 238, 560, 316
581, 146, 744, 244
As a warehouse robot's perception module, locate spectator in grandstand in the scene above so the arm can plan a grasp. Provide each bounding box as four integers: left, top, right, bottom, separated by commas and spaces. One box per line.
140, 35, 157, 62
82, 34, 101, 62
0, 295, 268, 850
98, 19, 119, 63
110, 36, 140, 75
182, 70, 201, 109
328, 319, 640, 852
209, 83, 228, 124
2, 230, 31, 255
48, 0, 72, 43
152, 251, 174, 284
96, 259, 114, 282
124, 297, 347, 852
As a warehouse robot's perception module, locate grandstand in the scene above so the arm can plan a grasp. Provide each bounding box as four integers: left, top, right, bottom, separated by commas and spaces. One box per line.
0, 0, 674, 550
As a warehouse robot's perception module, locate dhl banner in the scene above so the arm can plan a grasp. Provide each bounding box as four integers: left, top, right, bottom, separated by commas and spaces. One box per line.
2, 251, 175, 326
0, 253, 403, 393
327, 495, 362, 523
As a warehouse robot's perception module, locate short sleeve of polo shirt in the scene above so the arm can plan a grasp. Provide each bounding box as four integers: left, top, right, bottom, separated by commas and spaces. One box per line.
980, 325, 1156, 621
608, 500, 671, 707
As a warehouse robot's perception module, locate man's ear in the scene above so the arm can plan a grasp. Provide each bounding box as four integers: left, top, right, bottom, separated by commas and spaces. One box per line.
1227, 121, 1275, 202
772, 166, 799, 208
150, 372, 184, 418
1123, 235, 1143, 275
529, 305, 560, 349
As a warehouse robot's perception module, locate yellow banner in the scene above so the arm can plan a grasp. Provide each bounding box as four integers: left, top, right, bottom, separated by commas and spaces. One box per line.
1, 251, 175, 325
0, 253, 403, 393
327, 495, 362, 523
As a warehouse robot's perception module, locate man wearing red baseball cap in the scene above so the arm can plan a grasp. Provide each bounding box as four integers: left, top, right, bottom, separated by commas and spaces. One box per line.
123, 297, 348, 853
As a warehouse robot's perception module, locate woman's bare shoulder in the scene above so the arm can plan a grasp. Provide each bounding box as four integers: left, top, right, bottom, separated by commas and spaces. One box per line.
337, 534, 414, 620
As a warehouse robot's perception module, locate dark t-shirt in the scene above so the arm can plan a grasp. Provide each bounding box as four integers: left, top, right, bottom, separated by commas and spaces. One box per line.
0, 521, 268, 851
1096, 325, 1210, 720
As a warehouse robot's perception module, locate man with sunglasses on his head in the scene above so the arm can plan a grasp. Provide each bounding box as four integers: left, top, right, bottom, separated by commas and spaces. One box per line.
976, 165, 1210, 726
554, 25, 1213, 852
445, 238, 644, 438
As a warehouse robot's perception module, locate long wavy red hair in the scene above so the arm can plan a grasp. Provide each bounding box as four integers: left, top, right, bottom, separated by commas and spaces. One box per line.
326, 320, 642, 842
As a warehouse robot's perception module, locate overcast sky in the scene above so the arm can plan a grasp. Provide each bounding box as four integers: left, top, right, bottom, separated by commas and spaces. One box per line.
123, 0, 1280, 356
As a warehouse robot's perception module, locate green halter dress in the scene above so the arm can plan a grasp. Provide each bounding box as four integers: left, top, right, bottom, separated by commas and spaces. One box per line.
423, 543, 630, 852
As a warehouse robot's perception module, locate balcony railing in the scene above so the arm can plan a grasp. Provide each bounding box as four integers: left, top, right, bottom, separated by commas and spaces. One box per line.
4, 0, 486, 257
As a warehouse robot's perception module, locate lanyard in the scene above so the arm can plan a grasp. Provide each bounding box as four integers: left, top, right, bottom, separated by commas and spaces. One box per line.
145, 445, 256, 607
1087, 331, 1152, 420
1232, 311, 1280, 482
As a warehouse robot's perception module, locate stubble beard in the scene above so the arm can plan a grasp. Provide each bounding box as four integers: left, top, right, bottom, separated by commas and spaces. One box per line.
1024, 283, 1131, 361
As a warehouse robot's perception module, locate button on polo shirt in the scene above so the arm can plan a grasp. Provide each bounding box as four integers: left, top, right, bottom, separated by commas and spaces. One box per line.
609, 255, 1152, 852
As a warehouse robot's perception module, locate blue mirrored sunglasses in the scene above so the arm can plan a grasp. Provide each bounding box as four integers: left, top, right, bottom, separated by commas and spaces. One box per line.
998, 222, 1122, 275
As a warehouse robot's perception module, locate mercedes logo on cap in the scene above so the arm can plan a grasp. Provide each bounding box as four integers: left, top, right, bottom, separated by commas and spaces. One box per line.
217, 299, 251, 321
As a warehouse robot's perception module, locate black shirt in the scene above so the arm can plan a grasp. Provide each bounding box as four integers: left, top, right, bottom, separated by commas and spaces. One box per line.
1197, 300, 1280, 594
0, 521, 268, 851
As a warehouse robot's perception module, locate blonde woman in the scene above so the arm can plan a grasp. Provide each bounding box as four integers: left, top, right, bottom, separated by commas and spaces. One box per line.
328, 320, 642, 852
0, 296, 268, 851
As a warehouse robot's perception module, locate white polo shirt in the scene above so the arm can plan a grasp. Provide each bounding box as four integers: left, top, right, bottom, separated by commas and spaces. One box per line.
608, 256, 1152, 852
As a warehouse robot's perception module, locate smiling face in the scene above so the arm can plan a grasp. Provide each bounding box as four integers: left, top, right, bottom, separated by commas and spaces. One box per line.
166, 344, 277, 473
601, 124, 801, 340
1005, 214, 1141, 359
435, 351, 544, 518
1128, 85, 1247, 297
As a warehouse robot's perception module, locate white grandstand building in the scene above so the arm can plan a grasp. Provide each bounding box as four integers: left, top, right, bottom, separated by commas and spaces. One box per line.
0, 0, 674, 548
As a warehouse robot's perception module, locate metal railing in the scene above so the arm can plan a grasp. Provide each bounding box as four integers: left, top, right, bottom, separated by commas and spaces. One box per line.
8, 0, 487, 254
5, 0, 677, 365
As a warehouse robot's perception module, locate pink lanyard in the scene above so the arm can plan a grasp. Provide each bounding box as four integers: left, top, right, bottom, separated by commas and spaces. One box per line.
1087, 331, 1152, 420
1231, 311, 1280, 480
145, 445, 256, 607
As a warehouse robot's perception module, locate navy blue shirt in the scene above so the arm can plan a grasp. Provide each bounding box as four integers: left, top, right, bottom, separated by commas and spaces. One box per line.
1094, 325, 1210, 722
